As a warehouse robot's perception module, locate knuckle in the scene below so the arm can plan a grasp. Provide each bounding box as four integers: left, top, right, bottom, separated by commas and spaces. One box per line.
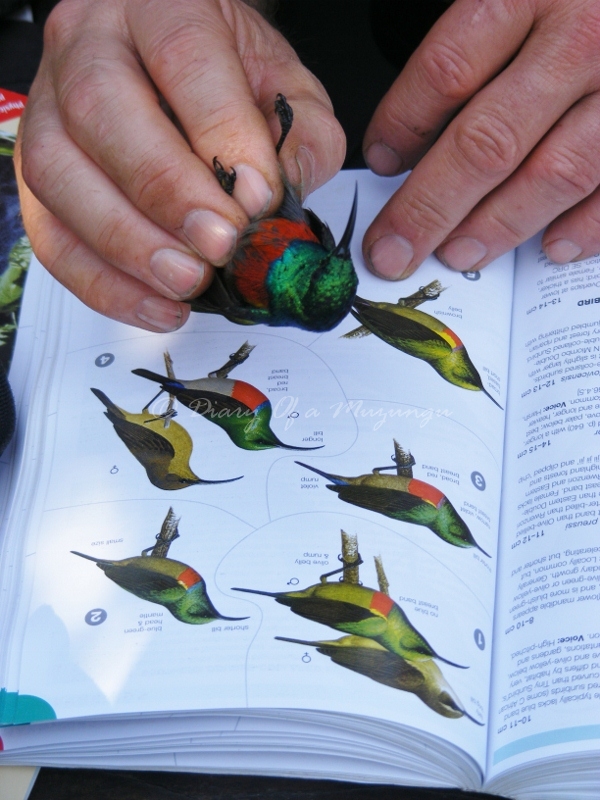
418, 39, 477, 102
43, 0, 80, 51
95, 209, 134, 268
126, 154, 184, 214
143, 22, 211, 83
486, 211, 528, 243
58, 61, 115, 136
401, 191, 454, 236
535, 146, 599, 202
20, 131, 61, 201
453, 113, 520, 180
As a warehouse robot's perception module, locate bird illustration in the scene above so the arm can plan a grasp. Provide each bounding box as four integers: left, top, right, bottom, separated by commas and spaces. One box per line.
132, 342, 322, 452
276, 634, 483, 724
189, 94, 358, 332
295, 442, 490, 556
232, 578, 465, 667
345, 281, 502, 408
71, 552, 248, 624
91, 387, 242, 488
72, 508, 248, 625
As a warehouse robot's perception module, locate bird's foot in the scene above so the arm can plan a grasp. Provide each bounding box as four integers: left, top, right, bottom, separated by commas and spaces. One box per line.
274, 93, 293, 155
320, 553, 364, 583
213, 157, 236, 195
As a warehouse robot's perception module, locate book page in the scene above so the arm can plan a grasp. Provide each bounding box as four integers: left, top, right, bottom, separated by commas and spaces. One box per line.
1, 171, 514, 774
488, 235, 600, 782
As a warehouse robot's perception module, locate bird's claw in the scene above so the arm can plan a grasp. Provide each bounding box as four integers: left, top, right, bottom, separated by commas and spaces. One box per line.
213, 157, 236, 195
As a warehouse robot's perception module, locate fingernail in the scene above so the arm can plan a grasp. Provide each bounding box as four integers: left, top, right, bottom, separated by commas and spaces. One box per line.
183, 209, 237, 264
544, 238, 583, 264
150, 248, 205, 298
232, 164, 273, 219
364, 142, 403, 176
295, 146, 315, 200
137, 296, 184, 332
437, 237, 488, 271
368, 234, 414, 279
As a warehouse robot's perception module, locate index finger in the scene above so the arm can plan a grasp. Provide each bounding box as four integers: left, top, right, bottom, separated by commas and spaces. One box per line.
362, 0, 594, 278
363, 0, 532, 177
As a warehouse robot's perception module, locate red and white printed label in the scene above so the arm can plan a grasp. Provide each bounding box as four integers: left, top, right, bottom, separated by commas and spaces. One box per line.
0, 89, 27, 123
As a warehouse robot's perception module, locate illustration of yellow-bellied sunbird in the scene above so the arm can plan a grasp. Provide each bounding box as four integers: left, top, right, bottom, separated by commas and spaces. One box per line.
237, 532, 480, 722
232, 579, 465, 667
72, 508, 248, 625
91, 388, 242, 489
276, 634, 482, 724
132, 342, 322, 452
189, 94, 358, 332
296, 441, 490, 556
344, 281, 502, 408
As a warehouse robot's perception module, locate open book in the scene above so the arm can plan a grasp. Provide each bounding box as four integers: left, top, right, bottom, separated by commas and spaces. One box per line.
0, 170, 598, 799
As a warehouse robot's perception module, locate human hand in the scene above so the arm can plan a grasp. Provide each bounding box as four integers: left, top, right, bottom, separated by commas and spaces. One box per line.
362, 0, 600, 278
15, 0, 344, 330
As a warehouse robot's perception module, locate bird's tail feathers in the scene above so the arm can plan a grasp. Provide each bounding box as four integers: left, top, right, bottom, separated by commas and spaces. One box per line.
90, 387, 124, 418
132, 368, 182, 391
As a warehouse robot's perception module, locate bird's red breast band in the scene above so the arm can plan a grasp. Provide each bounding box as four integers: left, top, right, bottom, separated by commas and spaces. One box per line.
177, 566, 202, 589
440, 327, 463, 350
230, 380, 268, 412
232, 219, 320, 308
369, 591, 395, 617
408, 479, 445, 508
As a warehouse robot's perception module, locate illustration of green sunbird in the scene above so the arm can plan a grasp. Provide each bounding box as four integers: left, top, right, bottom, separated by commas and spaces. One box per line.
189, 94, 358, 332
132, 342, 322, 452
91, 388, 241, 489
72, 508, 248, 625
296, 442, 490, 556
232, 578, 465, 667
345, 281, 502, 408
276, 634, 482, 724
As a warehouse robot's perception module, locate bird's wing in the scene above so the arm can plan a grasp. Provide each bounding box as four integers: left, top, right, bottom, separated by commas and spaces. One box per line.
187, 271, 259, 324
112, 418, 175, 467
280, 596, 380, 626
103, 563, 181, 595
90, 388, 125, 419
303, 208, 336, 250
336, 485, 425, 515
319, 643, 423, 690
353, 304, 452, 356
177, 389, 253, 417
188, 270, 237, 315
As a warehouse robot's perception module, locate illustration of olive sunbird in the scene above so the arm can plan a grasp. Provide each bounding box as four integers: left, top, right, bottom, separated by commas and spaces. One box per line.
72, 508, 248, 625
344, 281, 502, 408
276, 634, 483, 724
189, 94, 358, 332
295, 441, 490, 556
232, 579, 465, 667
91, 388, 242, 489
132, 342, 322, 452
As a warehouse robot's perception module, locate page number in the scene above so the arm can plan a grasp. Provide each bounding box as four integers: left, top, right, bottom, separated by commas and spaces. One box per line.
471, 471, 486, 491
95, 353, 115, 367
85, 608, 107, 626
